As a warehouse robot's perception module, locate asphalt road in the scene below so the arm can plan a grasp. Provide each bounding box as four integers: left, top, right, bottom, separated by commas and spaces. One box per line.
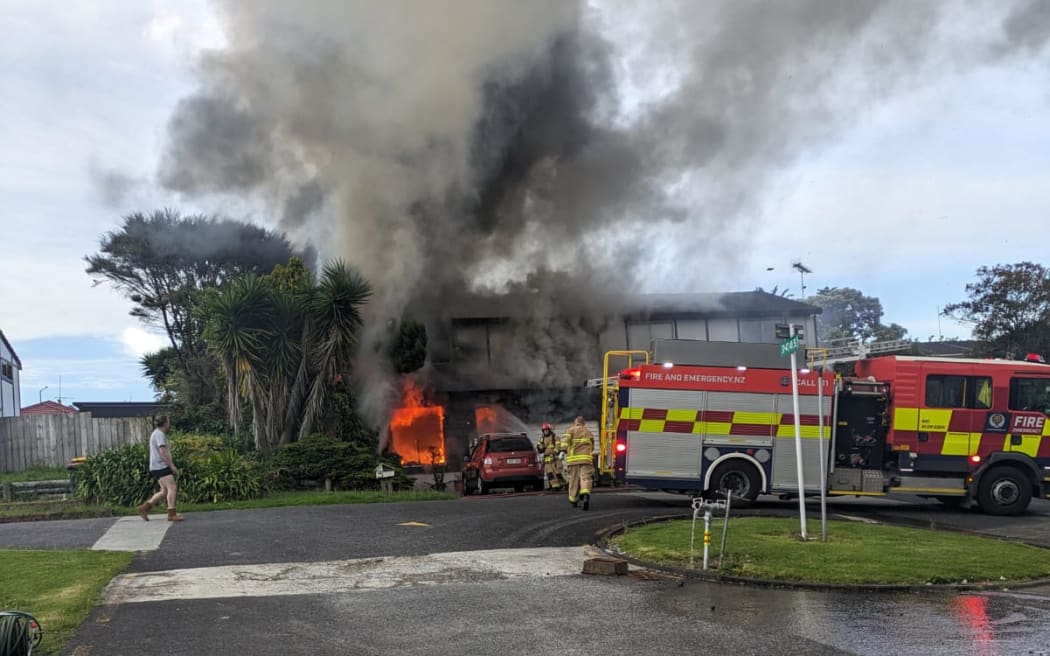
2, 490, 1049, 655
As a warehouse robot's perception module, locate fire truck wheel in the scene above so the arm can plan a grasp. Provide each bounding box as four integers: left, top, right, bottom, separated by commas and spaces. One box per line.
976, 466, 1031, 516
708, 461, 761, 505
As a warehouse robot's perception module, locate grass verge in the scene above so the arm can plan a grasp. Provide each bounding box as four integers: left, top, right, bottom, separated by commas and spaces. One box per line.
1, 489, 454, 522
0, 467, 71, 484
0, 548, 133, 655
610, 517, 1050, 585
0, 500, 118, 523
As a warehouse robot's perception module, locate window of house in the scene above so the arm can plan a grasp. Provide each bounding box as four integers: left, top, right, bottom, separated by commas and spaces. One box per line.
0, 361, 12, 382
925, 375, 992, 409
1009, 377, 1050, 413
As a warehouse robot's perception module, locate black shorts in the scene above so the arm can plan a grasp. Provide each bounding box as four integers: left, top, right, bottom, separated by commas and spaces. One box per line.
149, 467, 174, 480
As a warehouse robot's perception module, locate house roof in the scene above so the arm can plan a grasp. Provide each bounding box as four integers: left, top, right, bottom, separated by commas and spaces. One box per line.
914, 340, 980, 357
0, 329, 21, 369
21, 400, 78, 416
72, 401, 170, 418
446, 290, 822, 321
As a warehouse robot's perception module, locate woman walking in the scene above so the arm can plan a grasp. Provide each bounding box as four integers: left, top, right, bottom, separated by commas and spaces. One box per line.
136, 416, 184, 521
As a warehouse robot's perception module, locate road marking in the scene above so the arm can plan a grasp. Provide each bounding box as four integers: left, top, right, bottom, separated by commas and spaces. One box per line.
102, 547, 597, 604
91, 517, 172, 552
397, 521, 430, 527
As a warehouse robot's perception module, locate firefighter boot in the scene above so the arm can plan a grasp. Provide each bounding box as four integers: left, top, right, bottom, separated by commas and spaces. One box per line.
581, 493, 590, 511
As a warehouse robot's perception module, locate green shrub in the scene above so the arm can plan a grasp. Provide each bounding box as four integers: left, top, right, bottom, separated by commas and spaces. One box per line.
177, 449, 262, 503
266, 434, 412, 491
75, 435, 261, 506
74, 443, 154, 506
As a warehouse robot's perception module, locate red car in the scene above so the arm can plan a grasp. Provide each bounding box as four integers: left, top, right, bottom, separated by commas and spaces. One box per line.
462, 433, 544, 495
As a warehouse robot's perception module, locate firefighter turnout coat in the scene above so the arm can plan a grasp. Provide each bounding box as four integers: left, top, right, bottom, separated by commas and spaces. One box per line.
561, 424, 595, 503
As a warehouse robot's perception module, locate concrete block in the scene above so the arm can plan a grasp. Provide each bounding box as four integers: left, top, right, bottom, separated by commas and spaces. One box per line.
582, 557, 628, 576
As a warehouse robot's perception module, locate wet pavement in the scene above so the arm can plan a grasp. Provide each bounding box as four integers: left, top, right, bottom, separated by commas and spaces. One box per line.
2, 491, 1049, 654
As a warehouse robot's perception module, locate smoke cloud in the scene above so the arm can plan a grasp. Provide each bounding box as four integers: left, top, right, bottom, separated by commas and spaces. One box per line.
157, 0, 1049, 428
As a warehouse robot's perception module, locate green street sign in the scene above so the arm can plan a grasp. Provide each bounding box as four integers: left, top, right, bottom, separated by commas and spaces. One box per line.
780, 335, 800, 357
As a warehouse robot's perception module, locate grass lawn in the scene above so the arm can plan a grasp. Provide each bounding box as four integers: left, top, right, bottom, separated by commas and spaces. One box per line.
611, 517, 1050, 585
0, 467, 71, 484
0, 548, 133, 655
1, 489, 454, 523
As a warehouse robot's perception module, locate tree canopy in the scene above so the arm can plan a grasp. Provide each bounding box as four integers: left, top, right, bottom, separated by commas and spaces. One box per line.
809, 286, 908, 343
942, 262, 1050, 358
87, 209, 300, 409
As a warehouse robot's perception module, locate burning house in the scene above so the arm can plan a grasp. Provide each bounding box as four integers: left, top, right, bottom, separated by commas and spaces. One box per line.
148, 2, 1034, 468
383, 289, 823, 466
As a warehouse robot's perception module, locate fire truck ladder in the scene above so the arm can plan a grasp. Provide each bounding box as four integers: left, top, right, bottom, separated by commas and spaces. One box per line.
806, 339, 911, 368
588, 350, 650, 479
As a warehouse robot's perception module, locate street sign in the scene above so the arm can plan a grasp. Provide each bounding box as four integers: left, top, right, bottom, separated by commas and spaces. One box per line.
780, 335, 800, 357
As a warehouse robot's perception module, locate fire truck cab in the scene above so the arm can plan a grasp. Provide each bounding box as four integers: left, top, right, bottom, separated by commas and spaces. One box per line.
605, 348, 1050, 516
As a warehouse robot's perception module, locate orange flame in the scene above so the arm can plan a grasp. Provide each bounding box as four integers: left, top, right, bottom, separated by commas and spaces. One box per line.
389, 379, 445, 465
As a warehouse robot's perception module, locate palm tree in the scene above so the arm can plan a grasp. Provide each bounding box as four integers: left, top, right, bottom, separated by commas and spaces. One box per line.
202, 258, 371, 454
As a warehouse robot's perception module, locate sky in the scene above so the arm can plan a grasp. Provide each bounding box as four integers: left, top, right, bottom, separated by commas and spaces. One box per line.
1, 1, 1049, 406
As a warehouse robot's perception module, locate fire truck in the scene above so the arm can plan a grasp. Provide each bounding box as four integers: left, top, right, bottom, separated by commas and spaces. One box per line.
595, 341, 1050, 515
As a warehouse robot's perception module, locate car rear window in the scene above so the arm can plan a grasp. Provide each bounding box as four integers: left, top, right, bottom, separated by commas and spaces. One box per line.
487, 437, 533, 453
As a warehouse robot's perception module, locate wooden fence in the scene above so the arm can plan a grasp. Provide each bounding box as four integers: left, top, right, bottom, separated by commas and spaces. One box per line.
0, 413, 152, 473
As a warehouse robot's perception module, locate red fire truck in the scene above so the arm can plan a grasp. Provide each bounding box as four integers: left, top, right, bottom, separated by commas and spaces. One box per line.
602, 349, 1050, 515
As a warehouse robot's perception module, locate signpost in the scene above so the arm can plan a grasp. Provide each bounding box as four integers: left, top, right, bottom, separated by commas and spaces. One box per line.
779, 324, 807, 540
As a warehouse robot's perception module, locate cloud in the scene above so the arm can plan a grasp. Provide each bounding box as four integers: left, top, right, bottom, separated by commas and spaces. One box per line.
120, 326, 170, 358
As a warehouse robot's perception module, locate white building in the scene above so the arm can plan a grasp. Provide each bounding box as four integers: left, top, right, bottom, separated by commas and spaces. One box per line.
0, 329, 22, 417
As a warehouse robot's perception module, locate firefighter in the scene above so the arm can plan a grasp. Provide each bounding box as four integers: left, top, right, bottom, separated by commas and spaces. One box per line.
561, 416, 595, 510
536, 422, 565, 490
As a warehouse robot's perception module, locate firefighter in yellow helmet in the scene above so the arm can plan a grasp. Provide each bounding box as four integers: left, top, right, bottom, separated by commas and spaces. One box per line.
561, 416, 595, 510
536, 422, 565, 490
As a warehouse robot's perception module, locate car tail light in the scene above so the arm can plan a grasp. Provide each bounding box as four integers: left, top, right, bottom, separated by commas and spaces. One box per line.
970, 455, 981, 464
615, 441, 626, 453
483, 457, 493, 466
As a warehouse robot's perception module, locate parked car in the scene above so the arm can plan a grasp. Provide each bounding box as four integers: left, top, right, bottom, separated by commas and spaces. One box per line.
462, 433, 544, 495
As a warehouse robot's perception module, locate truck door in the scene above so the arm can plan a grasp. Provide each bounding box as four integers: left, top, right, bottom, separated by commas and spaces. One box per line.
1005, 376, 1050, 457
920, 370, 987, 461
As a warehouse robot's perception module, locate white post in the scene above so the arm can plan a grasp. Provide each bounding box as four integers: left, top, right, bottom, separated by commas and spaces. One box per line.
817, 364, 827, 543
702, 507, 712, 570
790, 324, 808, 540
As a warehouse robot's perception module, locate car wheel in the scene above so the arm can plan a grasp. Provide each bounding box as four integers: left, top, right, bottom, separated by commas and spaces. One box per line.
708, 460, 761, 506
477, 476, 488, 496
462, 472, 473, 496
977, 466, 1031, 516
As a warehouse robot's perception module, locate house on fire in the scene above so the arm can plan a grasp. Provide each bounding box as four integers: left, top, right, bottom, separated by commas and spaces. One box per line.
389, 291, 822, 466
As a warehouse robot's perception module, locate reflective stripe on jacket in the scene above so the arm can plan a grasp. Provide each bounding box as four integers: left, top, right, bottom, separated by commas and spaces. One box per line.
561, 425, 594, 465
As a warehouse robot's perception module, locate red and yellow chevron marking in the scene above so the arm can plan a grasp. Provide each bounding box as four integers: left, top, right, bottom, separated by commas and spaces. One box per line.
892, 407, 1050, 458
618, 407, 830, 438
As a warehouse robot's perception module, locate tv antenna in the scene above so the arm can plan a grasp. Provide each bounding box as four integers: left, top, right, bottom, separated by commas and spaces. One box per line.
792, 261, 812, 299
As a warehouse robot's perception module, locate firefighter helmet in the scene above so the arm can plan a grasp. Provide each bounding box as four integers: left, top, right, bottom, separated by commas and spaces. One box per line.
541, 422, 553, 431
